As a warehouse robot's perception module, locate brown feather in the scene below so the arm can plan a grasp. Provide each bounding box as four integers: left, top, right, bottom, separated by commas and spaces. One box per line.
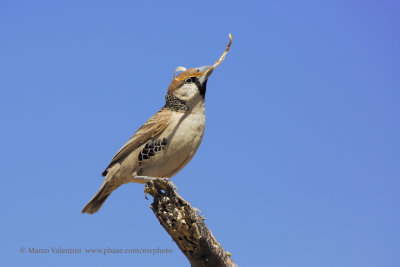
167, 68, 200, 94
102, 108, 172, 176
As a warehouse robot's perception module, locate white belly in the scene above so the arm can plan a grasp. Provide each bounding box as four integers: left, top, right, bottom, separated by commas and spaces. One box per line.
140, 102, 206, 177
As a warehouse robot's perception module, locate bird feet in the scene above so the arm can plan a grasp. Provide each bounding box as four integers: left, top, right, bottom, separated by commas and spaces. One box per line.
132, 175, 169, 183
132, 176, 173, 199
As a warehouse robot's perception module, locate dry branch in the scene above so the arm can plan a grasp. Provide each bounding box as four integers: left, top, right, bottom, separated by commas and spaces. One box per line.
145, 178, 237, 267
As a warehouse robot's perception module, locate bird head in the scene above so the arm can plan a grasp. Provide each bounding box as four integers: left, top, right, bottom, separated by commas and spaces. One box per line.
165, 34, 232, 107
167, 66, 214, 102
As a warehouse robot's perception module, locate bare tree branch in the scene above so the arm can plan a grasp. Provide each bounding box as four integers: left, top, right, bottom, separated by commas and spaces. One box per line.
145, 178, 237, 267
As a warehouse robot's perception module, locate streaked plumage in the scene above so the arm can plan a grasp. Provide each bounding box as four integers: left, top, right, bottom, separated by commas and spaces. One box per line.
102, 109, 172, 176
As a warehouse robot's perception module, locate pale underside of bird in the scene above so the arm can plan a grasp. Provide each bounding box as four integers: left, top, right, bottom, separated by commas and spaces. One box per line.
82, 34, 232, 214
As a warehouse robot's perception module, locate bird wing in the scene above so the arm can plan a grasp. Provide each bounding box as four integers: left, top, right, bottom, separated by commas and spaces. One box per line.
102, 108, 172, 176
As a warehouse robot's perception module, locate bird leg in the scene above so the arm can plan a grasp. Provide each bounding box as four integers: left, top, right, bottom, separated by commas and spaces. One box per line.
132, 176, 179, 199
132, 175, 167, 183
132, 176, 171, 199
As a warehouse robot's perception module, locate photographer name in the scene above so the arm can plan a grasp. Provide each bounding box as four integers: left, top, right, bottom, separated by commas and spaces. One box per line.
28, 247, 82, 254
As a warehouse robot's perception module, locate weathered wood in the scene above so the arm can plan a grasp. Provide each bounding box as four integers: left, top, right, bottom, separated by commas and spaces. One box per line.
145, 178, 237, 267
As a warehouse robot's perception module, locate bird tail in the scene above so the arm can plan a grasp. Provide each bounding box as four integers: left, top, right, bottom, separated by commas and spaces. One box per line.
82, 181, 113, 214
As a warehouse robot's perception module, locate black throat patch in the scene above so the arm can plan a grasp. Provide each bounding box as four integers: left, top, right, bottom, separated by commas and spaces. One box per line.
195, 78, 207, 98
164, 94, 188, 112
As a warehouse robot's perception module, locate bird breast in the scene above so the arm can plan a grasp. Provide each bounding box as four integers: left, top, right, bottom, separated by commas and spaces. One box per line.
140, 101, 206, 178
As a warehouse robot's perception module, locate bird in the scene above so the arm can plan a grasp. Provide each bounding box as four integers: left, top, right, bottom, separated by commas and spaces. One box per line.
82, 34, 232, 214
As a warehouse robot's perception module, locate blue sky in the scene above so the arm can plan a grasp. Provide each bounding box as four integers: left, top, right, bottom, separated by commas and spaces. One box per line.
1, 1, 399, 266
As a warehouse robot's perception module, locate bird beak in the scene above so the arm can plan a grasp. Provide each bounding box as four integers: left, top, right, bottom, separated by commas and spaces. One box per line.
196, 65, 214, 85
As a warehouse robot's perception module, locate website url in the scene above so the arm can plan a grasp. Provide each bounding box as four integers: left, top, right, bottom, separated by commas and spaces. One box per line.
20, 246, 173, 255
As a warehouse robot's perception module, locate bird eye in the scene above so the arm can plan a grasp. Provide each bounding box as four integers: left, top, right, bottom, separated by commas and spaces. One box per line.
184, 77, 193, 84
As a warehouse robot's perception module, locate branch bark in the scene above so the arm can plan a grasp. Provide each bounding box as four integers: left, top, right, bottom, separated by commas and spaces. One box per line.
145, 178, 237, 267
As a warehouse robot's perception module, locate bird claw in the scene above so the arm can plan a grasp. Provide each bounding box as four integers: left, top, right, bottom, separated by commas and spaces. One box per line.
144, 185, 151, 200
133, 176, 178, 197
